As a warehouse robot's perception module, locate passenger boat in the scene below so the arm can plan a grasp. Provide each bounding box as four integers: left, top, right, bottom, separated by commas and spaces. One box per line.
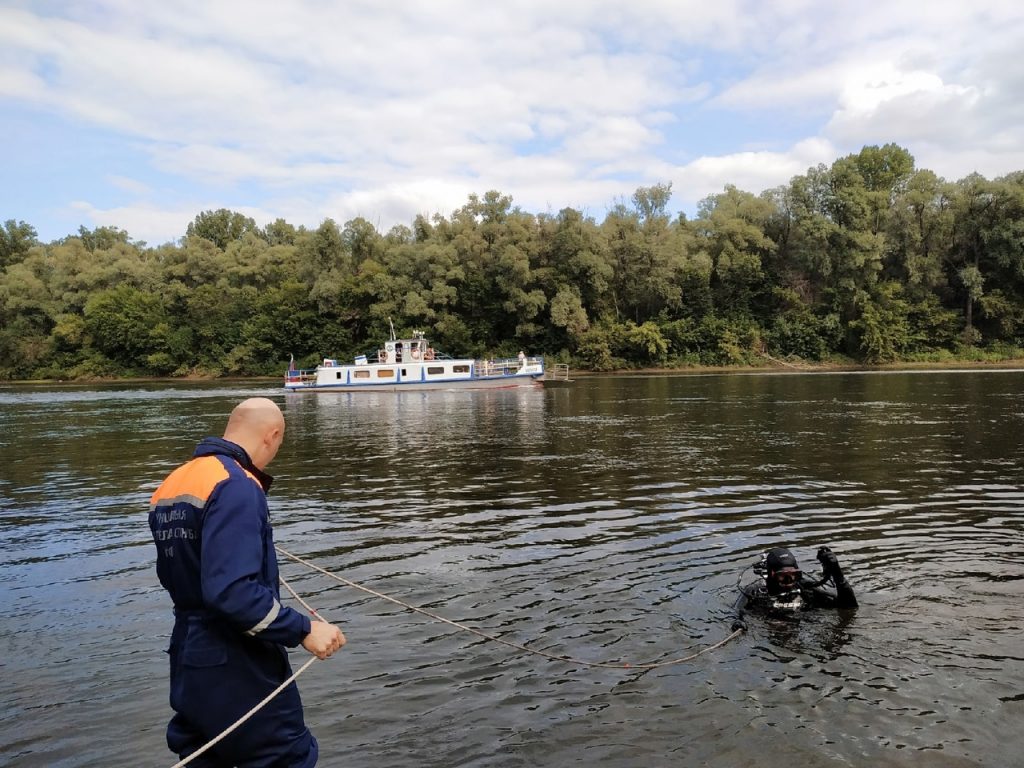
284, 331, 545, 392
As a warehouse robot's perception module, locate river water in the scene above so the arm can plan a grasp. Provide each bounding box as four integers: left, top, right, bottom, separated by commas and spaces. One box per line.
1, 370, 1022, 767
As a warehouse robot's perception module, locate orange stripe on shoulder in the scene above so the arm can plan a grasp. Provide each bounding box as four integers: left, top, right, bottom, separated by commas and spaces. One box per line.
240, 467, 262, 487
150, 455, 230, 506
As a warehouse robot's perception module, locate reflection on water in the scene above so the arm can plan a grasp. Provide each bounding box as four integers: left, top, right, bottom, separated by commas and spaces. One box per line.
1, 371, 1023, 767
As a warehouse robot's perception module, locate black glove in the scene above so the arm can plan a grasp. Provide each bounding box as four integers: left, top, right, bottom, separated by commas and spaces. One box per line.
816, 546, 843, 579
731, 619, 747, 632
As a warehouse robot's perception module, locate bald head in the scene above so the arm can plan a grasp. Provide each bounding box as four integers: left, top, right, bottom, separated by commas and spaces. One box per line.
223, 397, 286, 469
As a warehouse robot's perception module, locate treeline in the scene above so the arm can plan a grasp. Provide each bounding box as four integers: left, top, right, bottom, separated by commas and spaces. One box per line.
2, 143, 1024, 381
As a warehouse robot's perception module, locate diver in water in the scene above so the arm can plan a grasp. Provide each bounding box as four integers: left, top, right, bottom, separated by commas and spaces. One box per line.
732, 546, 857, 631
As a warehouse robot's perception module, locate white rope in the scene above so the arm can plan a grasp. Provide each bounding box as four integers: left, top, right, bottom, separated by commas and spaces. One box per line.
276, 545, 743, 670
168, 549, 744, 766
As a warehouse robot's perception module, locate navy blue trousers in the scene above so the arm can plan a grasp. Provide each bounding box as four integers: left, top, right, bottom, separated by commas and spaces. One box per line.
166, 616, 318, 768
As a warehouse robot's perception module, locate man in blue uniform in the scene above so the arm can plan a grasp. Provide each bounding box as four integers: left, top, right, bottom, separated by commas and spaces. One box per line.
150, 397, 345, 767
733, 546, 857, 630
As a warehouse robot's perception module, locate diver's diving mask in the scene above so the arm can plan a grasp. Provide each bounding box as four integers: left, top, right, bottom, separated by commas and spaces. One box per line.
773, 568, 801, 589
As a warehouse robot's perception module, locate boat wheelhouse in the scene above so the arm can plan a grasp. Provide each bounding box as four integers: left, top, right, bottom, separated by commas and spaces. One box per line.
284, 332, 545, 392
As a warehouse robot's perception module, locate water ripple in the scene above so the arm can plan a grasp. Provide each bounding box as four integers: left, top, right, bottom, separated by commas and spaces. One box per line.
2, 373, 1023, 766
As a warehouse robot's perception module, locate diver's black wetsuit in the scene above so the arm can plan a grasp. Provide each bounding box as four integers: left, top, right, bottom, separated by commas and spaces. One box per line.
733, 547, 857, 630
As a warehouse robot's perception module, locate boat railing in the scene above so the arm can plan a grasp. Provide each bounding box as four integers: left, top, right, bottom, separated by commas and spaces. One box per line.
475, 356, 542, 377
547, 363, 571, 381
285, 369, 318, 385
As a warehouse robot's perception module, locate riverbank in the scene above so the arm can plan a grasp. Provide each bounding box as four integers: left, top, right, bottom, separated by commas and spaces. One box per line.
5, 355, 1024, 386
570, 355, 1024, 378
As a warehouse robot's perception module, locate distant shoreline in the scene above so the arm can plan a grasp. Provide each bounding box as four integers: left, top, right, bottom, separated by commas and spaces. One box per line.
581, 357, 1024, 377
5, 357, 1024, 386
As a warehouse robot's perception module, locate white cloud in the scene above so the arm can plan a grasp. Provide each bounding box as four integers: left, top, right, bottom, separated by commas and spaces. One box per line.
666, 138, 837, 208
827, 66, 982, 145
69, 200, 198, 245
321, 179, 475, 231
567, 117, 663, 163
106, 175, 152, 196
4, 1, 1024, 242
0, 64, 44, 100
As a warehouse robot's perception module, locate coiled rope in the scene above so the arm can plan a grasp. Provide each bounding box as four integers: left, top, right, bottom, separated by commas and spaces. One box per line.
169, 546, 743, 766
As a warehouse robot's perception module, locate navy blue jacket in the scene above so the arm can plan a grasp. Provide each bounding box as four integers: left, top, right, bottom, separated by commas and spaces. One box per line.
149, 437, 311, 646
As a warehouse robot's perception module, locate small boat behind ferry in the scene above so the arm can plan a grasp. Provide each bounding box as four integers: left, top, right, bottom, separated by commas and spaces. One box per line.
284, 331, 545, 392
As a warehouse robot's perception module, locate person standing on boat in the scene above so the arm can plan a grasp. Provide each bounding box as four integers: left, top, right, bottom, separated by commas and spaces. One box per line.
518, 350, 526, 368
732, 546, 857, 630
149, 397, 345, 767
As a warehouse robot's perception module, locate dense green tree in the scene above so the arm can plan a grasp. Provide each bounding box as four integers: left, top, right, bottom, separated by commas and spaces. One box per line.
0, 219, 38, 268
885, 169, 953, 296
603, 185, 697, 323
538, 207, 612, 323
962, 173, 1024, 343
948, 174, 997, 341
0, 252, 54, 375
632, 182, 673, 222
342, 217, 383, 265
263, 218, 299, 246
240, 280, 327, 373
186, 209, 260, 250
849, 143, 916, 234
70, 225, 133, 252
83, 285, 168, 369
825, 156, 886, 319
765, 165, 835, 307
695, 185, 775, 317
3, 143, 1024, 380
849, 281, 912, 362
548, 285, 590, 350
762, 288, 839, 360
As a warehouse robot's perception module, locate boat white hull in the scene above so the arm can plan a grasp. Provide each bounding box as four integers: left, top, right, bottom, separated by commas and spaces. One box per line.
284, 356, 545, 392
285, 376, 543, 392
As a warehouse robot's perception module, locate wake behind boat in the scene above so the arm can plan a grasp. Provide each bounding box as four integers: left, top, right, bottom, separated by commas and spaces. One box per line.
284, 331, 545, 392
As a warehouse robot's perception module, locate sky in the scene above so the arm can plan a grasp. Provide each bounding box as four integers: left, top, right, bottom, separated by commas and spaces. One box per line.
2, 1, 1024, 246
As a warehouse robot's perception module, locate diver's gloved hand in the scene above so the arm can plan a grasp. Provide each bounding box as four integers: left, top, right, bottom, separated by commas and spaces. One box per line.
731, 618, 747, 632
816, 546, 844, 580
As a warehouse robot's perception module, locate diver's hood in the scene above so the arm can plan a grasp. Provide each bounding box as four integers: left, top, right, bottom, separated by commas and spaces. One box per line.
766, 548, 799, 572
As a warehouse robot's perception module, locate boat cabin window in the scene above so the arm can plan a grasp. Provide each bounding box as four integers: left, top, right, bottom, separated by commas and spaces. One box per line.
454, 364, 470, 373
377, 369, 395, 378
353, 370, 370, 379
336, 372, 343, 380
427, 366, 444, 375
